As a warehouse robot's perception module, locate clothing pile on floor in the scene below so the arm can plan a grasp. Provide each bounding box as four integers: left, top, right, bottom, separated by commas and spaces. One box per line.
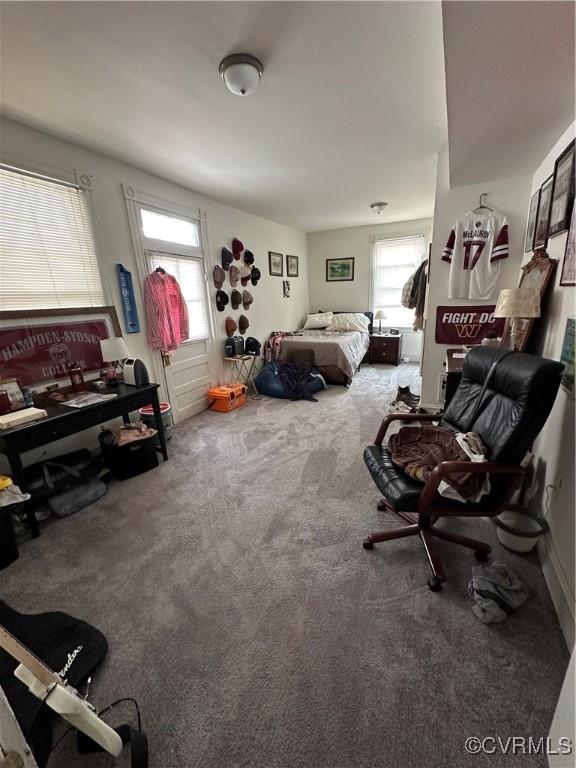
389, 425, 490, 502
467, 563, 528, 623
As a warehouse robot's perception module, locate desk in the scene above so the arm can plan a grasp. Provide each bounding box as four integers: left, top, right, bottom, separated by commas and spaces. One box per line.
0, 383, 168, 538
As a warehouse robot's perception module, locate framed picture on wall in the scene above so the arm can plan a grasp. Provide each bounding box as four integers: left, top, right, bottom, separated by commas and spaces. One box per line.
326, 257, 354, 282
533, 175, 554, 250
0, 306, 121, 387
268, 251, 283, 276
286, 254, 299, 277
282, 280, 290, 298
549, 140, 575, 238
560, 206, 576, 286
560, 317, 574, 397
524, 189, 540, 252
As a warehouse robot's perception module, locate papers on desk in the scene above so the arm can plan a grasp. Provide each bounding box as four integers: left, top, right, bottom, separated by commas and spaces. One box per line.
62, 393, 118, 408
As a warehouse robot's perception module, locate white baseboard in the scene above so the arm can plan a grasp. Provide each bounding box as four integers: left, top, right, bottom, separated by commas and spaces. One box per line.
538, 534, 575, 650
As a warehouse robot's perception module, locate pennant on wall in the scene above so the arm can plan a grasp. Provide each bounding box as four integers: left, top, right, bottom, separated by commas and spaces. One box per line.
117, 263, 141, 333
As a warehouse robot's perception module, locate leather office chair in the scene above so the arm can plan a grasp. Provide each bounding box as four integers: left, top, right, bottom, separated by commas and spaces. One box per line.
363, 347, 564, 590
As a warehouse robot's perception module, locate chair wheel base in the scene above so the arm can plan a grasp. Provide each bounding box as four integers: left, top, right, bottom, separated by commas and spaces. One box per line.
474, 550, 490, 562
428, 577, 443, 592
363, 538, 374, 550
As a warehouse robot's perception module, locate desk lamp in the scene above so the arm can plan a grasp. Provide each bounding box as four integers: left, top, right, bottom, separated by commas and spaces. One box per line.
100, 337, 130, 386
374, 309, 387, 335
494, 288, 540, 350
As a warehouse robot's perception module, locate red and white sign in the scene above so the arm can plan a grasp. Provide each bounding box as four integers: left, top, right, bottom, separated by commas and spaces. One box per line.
435, 305, 505, 345
0, 320, 109, 386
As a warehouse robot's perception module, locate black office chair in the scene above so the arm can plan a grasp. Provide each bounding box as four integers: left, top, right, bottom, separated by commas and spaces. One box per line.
363, 347, 564, 590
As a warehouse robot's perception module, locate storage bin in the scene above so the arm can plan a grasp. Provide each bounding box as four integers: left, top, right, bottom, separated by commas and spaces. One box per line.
139, 402, 172, 444
99, 431, 158, 480
207, 384, 247, 413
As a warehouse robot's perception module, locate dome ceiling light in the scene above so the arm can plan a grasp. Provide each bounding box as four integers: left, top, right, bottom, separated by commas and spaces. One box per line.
370, 202, 388, 215
219, 53, 263, 97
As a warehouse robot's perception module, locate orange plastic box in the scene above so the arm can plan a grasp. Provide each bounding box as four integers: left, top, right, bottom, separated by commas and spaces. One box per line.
208, 384, 247, 413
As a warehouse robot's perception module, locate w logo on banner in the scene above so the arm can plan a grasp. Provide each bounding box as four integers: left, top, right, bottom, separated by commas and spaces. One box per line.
455, 324, 482, 339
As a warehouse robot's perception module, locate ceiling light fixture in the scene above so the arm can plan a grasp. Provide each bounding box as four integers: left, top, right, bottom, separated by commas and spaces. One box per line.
219, 53, 263, 97
370, 202, 388, 214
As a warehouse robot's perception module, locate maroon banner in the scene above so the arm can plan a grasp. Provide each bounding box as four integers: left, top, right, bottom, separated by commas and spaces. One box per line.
435, 305, 505, 345
0, 320, 109, 386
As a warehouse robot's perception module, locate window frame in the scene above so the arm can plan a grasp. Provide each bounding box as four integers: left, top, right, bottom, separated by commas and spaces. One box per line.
369, 233, 427, 330
0, 158, 109, 310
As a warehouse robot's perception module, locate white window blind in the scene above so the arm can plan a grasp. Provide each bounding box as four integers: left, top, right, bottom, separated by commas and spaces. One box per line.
147, 252, 209, 342
0, 165, 105, 310
372, 236, 425, 327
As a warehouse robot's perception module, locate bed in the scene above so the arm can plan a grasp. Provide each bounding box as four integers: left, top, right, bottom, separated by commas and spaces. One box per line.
279, 311, 372, 384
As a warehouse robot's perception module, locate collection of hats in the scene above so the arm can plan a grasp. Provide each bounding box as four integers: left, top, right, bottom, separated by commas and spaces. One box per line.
214, 237, 260, 338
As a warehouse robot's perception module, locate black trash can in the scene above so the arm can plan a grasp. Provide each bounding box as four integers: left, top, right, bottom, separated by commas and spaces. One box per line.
0, 507, 19, 570
99, 430, 159, 480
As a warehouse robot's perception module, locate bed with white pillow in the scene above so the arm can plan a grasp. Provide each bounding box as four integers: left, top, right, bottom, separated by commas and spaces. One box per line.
279, 311, 372, 383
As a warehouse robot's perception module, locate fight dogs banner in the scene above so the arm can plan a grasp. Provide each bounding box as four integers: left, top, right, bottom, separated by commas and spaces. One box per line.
435, 305, 505, 345
0, 320, 109, 386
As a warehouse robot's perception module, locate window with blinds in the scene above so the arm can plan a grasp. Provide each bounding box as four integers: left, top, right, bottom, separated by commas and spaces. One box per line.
0, 165, 105, 310
372, 235, 425, 327
147, 252, 210, 342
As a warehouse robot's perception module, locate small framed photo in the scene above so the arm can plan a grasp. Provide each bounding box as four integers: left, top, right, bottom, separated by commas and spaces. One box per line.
560, 206, 576, 286
326, 257, 355, 282
268, 251, 283, 276
282, 280, 290, 298
533, 175, 554, 250
286, 254, 299, 277
524, 189, 540, 252
549, 140, 575, 238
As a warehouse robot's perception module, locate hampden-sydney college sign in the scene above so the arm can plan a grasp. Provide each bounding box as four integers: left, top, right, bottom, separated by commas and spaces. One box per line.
0, 320, 109, 386
435, 305, 505, 345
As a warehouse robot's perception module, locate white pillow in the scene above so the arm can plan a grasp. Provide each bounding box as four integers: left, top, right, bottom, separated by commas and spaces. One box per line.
327, 312, 370, 332
303, 312, 334, 329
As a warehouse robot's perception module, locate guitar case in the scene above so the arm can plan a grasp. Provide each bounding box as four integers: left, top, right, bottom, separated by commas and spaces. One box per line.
0, 600, 108, 767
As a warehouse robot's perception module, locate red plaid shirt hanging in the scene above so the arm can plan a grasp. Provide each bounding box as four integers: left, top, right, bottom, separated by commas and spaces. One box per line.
143, 271, 189, 351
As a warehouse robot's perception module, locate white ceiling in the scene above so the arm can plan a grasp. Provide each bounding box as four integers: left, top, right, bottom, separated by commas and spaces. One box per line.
0, 1, 447, 233
443, 1, 575, 187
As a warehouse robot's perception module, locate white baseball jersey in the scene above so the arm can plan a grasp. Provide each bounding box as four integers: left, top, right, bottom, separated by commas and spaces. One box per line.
442, 212, 509, 299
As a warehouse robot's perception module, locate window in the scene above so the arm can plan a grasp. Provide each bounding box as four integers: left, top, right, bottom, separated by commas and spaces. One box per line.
147, 252, 209, 342
0, 165, 105, 309
140, 207, 199, 248
371, 235, 426, 327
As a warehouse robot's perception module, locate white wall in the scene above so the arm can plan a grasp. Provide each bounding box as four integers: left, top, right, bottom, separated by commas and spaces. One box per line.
307, 218, 432, 362
524, 122, 575, 649
420, 147, 532, 405
0, 117, 309, 466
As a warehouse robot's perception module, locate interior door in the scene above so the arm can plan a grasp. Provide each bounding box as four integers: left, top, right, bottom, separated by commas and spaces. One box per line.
147, 251, 214, 424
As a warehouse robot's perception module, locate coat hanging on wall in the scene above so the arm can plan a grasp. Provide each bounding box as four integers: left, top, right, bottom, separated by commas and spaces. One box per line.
143, 269, 188, 351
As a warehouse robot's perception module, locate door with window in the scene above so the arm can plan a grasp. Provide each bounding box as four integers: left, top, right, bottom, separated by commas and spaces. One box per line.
136, 205, 215, 425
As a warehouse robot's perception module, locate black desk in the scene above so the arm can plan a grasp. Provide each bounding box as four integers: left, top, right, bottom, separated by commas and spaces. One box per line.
0, 383, 168, 538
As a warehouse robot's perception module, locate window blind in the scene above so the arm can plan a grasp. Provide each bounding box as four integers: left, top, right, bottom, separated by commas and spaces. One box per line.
372, 236, 425, 327
147, 252, 210, 342
0, 165, 105, 310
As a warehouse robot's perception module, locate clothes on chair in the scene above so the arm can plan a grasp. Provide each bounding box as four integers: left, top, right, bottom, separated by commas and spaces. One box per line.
467, 563, 528, 623
388, 425, 490, 502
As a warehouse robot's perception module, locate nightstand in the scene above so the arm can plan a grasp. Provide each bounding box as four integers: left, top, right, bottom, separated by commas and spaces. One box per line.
370, 333, 402, 365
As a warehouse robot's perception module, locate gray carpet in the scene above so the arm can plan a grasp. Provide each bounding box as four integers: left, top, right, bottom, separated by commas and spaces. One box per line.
1, 365, 569, 768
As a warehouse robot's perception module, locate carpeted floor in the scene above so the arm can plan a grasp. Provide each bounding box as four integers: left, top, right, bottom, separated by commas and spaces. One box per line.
1, 365, 569, 768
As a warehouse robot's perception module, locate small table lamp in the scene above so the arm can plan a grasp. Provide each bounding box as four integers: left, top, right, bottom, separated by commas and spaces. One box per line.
100, 337, 130, 386
374, 309, 387, 334
494, 288, 540, 350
